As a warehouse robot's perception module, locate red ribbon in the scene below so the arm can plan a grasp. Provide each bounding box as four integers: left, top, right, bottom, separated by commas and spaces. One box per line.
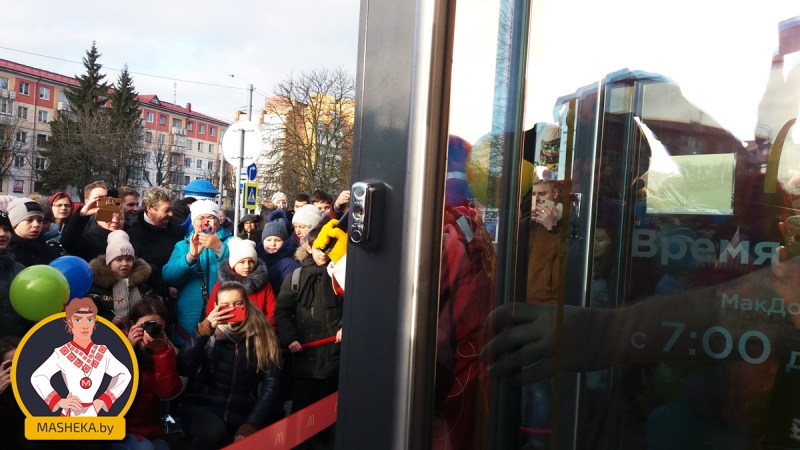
280, 336, 337, 353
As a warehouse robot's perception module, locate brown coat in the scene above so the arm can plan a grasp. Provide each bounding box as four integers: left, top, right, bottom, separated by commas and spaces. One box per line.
526, 222, 561, 305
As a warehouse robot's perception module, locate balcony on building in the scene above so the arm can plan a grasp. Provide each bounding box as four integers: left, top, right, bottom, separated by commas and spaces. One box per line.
57, 102, 75, 121
0, 89, 16, 100
170, 128, 187, 153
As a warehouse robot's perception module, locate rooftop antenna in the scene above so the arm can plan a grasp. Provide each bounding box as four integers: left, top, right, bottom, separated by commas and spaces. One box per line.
173, 82, 177, 105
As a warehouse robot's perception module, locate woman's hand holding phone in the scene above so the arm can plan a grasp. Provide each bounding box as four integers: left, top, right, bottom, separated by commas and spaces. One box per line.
207, 305, 235, 329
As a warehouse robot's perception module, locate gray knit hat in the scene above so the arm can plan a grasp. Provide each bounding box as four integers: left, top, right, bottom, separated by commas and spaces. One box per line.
8, 197, 44, 228
262, 218, 290, 241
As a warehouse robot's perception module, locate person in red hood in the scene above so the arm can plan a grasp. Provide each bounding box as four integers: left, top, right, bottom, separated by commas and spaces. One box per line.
122, 296, 184, 449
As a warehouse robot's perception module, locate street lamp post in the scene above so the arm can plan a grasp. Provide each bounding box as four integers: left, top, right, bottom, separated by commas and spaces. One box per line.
229, 74, 254, 229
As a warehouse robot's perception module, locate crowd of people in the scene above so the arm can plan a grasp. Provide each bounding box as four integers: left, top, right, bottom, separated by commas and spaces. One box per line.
0, 182, 352, 450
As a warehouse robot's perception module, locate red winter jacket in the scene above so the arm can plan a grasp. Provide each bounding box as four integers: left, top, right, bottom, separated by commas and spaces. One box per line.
126, 344, 183, 439
206, 261, 276, 325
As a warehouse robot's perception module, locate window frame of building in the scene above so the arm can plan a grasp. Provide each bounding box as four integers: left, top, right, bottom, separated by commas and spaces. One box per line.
183, 175, 190, 185
197, 142, 203, 152
145, 131, 152, 143
13, 155, 24, 168
208, 144, 214, 154
0, 77, 9, 90
15, 131, 26, 143
196, 159, 202, 169
187, 139, 193, 150
187, 122, 193, 131
39, 87, 50, 100
12, 179, 23, 193
0, 99, 9, 115
37, 110, 48, 123
199, 124, 205, 135
35, 157, 46, 170
184, 157, 192, 167
146, 112, 154, 123
159, 115, 167, 126
172, 118, 181, 128
17, 106, 27, 119
208, 161, 214, 171
36, 134, 47, 148
19, 82, 29, 96
158, 134, 166, 145
210, 127, 215, 137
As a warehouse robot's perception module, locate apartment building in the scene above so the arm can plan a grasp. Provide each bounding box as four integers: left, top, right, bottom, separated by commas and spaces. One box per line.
0, 59, 228, 199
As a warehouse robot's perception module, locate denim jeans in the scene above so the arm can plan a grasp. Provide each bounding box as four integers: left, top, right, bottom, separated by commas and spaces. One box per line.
521, 377, 553, 449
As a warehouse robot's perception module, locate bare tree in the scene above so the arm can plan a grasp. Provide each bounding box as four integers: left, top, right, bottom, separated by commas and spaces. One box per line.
260, 67, 355, 199
0, 117, 40, 193
142, 131, 183, 192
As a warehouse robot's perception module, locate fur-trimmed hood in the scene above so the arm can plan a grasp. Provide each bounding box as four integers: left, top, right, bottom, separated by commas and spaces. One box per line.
217, 258, 269, 294
89, 256, 152, 289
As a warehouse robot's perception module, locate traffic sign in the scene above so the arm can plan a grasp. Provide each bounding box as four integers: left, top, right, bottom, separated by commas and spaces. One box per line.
244, 182, 258, 209
221, 120, 262, 165
247, 163, 257, 181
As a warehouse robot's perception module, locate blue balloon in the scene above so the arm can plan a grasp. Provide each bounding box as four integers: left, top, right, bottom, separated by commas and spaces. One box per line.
49, 255, 93, 301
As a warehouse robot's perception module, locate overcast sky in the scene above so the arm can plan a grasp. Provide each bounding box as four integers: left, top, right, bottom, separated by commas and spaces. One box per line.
1, 0, 361, 124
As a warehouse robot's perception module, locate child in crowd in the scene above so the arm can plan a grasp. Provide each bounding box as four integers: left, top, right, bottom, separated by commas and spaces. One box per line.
206, 237, 276, 325
88, 230, 152, 326
0, 212, 27, 338
116, 297, 183, 450
7, 197, 65, 267
257, 210, 301, 298
275, 219, 343, 450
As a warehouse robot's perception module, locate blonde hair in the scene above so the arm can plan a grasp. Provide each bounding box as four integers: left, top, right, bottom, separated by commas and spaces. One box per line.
217, 282, 281, 371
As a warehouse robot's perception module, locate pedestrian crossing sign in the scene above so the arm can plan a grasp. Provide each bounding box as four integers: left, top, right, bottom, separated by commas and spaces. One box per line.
244, 182, 258, 209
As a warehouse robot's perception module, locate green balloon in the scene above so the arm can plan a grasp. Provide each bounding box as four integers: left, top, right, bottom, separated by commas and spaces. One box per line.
10, 265, 71, 322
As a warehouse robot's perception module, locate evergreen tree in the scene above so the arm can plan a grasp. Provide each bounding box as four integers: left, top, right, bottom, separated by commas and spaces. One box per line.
64, 42, 109, 115
107, 65, 141, 130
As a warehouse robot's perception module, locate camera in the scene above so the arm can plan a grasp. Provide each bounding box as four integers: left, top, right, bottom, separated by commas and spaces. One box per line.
141, 320, 163, 339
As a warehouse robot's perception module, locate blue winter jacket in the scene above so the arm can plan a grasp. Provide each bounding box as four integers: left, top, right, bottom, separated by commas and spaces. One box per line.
256, 237, 300, 298
163, 228, 232, 345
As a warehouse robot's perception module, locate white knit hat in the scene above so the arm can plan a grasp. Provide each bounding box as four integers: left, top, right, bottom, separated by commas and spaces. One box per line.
106, 230, 135, 265
292, 204, 322, 227
228, 237, 258, 268
189, 199, 220, 220
271, 192, 288, 203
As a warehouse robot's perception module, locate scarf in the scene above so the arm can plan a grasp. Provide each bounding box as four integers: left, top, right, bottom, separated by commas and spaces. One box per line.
111, 278, 143, 318
296, 264, 338, 309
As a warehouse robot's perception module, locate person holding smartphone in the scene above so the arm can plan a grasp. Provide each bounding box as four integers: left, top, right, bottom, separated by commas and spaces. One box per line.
116, 296, 183, 450
163, 199, 232, 345
178, 282, 282, 448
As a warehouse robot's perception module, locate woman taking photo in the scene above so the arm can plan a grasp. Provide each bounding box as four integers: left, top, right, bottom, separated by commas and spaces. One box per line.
116, 296, 184, 450
178, 281, 282, 449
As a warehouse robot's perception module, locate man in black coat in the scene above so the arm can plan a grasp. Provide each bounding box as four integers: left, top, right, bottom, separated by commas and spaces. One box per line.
126, 187, 186, 297
0, 211, 31, 337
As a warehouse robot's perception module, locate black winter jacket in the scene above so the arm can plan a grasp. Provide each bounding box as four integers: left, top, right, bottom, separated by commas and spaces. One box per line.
275, 252, 342, 380
0, 248, 29, 337
127, 210, 186, 297
8, 233, 65, 267
61, 213, 112, 262
177, 328, 281, 430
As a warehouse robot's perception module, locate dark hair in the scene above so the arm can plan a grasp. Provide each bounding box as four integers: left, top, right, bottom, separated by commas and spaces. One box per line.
126, 296, 170, 328
309, 190, 333, 205
294, 193, 310, 203
0, 336, 21, 360
216, 281, 248, 304
184, 196, 197, 205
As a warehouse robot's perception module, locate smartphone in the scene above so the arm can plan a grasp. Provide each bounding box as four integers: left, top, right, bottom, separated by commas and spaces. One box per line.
201, 218, 214, 235
223, 306, 246, 323
785, 215, 800, 258
539, 199, 555, 210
